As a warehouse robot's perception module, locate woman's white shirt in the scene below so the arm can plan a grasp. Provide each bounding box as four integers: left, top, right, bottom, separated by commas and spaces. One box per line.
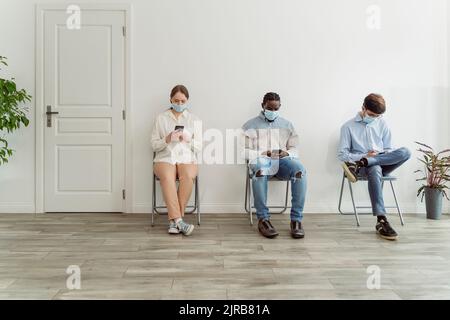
151, 109, 202, 164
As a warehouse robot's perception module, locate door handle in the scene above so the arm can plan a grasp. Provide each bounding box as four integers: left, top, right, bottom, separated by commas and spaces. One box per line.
46, 105, 59, 127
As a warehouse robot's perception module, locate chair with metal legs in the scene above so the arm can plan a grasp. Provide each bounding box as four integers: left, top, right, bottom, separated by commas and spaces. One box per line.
151, 157, 200, 226
244, 161, 290, 226
338, 172, 404, 227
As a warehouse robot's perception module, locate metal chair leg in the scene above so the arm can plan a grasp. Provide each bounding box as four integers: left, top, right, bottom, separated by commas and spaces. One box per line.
390, 180, 404, 226
196, 176, 200, 226
244, 168, 249, 214
282, 180, 289, 214
348, 179, 360, 227
338, 174, 346, 214
151, 174, 156, 227
248, 175, 254, 226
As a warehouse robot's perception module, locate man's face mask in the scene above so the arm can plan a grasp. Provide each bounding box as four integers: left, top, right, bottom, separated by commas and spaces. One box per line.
264, 109, 279, 121
263, 102, 281, 121
362, 108, 381, 124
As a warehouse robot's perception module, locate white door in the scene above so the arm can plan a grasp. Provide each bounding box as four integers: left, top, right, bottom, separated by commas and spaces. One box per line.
43, 9, 126, 212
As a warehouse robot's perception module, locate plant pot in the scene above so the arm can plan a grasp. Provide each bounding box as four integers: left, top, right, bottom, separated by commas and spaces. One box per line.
424, 187, 443, 220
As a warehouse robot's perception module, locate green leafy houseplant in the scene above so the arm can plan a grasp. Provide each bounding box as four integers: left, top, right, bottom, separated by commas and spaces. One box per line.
0, 56, 31, 165
415, 141, 450, 220
415, 141, 450, 199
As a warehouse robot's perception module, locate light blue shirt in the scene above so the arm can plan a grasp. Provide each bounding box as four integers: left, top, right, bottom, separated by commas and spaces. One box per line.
241, 112, 299, 160
338, 113, 392, 162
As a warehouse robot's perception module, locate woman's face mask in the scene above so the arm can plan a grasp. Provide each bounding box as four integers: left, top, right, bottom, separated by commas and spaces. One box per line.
171, 103, 187, 113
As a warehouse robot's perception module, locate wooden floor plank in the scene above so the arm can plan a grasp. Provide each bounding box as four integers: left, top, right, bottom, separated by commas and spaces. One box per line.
0, 213, 448, 299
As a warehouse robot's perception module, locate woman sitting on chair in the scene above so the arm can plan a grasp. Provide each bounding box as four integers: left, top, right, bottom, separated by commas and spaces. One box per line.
151, 85, 202, 236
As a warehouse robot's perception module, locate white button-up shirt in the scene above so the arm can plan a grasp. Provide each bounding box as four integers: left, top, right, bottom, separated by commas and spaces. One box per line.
151, 109, 202, 164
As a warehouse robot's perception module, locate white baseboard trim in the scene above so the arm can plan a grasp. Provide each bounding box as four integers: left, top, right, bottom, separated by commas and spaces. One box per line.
132, 202, 440, 214
0, 202, 445, 215
0, 203, 35, 213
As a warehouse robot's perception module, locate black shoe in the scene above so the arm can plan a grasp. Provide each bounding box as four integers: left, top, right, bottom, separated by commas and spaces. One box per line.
376, 217, 398, 241
258, 219, 279, 238
290, 221, 305, 239
342, 162, 360, 183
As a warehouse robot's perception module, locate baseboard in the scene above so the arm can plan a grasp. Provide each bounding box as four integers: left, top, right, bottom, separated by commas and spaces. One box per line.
0, 203, 35, 213
0, 201, 444, 215
132, 202, 438, 214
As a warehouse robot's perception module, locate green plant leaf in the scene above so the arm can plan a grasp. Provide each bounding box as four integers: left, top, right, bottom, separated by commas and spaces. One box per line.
0, 56, 31, 166
415, 141, 433, 150
437, 149, 450, 156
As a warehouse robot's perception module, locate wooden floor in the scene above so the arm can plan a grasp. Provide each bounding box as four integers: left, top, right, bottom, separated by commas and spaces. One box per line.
0, 212, 450, 300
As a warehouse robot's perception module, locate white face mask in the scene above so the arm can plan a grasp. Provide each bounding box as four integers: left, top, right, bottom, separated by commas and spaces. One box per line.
171, 103, 187, 113
362, 115, 376, 124
362, 109, 380, 124
264, 109, 279, 121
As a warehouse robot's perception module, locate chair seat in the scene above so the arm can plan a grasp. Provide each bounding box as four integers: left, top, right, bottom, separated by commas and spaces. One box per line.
247, 174, 290, 182
355, 175, 397, 181
154, 175, 181, 181
269, 176, 289, 181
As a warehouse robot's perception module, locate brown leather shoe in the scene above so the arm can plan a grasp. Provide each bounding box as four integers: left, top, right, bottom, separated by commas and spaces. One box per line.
258, 219, 279, 238
290, 221, 305, 239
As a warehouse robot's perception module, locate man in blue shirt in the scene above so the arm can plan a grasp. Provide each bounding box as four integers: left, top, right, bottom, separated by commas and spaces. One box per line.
338, 93, 411, 240
242, 92, 307, 239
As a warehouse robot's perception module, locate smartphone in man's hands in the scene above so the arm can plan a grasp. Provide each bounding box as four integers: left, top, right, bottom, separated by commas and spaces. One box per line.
174, 125, 184, 131
270, 149, 289, 159
271, 149, 283, 156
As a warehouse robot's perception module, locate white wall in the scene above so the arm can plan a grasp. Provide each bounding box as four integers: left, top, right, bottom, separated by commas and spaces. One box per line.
0, 0, 448, 214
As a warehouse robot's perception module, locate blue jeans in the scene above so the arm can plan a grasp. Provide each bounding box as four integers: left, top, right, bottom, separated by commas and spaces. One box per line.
249, 157, 307, 222
358, 147, 411, 216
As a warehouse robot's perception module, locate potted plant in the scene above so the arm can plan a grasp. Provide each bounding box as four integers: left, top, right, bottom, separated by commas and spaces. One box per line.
415, 141, 450, 220
0, 56, 31, 165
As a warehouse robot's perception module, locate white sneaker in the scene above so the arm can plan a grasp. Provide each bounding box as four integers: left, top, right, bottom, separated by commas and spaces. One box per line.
176, 219, 194, 236
168, 221, 180, 234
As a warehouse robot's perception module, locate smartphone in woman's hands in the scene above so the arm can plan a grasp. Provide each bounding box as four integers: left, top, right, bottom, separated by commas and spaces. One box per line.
169, 126, 184, 142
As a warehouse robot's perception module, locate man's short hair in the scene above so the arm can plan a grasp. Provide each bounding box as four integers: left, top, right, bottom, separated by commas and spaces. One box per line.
263, 92, 281, 105
364, 93, 386, 114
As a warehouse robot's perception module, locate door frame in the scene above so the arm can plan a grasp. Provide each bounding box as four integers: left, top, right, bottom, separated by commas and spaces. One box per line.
35, 3, 133, 213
